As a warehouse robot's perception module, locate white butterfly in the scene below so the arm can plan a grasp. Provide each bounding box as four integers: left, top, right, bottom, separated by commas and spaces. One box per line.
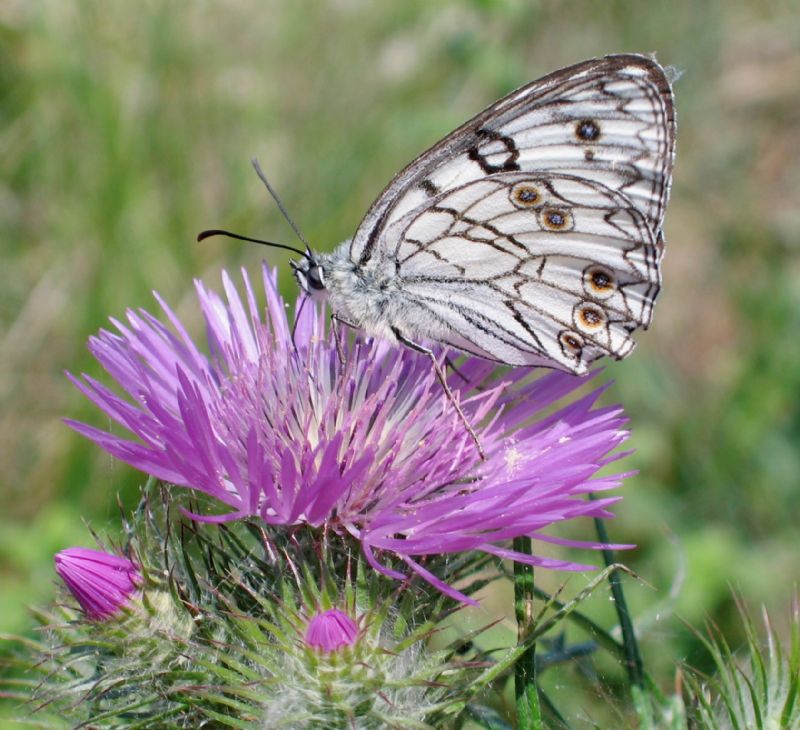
289, 53, 676, 377
202, 54, 675, 454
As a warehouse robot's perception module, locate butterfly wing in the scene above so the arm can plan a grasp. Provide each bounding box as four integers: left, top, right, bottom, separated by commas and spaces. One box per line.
351, 53, 675, 269
381, 171, 658, 373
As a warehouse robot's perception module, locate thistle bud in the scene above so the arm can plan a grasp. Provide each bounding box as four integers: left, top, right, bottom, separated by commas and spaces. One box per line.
304, 608, 358, 653
54, 547, 141, 620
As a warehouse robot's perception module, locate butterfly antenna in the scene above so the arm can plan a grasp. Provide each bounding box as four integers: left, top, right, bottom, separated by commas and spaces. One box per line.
196, 229, 307, 258
251, 158, 310, 250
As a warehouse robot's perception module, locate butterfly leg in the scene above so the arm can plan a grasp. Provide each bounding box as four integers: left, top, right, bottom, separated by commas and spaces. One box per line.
392, 328, 486, 461
330, 314, 350, 367
290, 295, 310, 353
444, 356, 489, 392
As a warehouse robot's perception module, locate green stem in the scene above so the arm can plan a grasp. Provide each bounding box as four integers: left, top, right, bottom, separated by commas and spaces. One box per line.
513, 536, 542, 730
469, 564, 636, 696
592, 514, 643, 686
592, 508, 651, 727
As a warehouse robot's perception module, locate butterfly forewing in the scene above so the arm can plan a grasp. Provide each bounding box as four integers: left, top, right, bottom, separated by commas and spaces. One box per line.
351, 54, 675, 267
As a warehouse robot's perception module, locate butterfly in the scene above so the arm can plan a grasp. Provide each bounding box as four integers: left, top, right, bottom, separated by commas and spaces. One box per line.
201, 54, 676, 453
290, 54, 675, 370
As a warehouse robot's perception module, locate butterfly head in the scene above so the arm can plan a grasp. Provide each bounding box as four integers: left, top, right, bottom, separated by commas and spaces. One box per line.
291, 250, 328, 297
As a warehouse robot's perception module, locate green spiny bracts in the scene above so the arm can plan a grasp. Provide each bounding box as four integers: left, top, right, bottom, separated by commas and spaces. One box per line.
3, 480, 494, 728
682, 596, 800, 730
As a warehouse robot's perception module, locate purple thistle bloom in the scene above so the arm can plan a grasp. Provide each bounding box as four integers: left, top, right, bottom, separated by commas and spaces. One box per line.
68, 265, 632, 603
54, 547, 142, 620
305, 609, 359, 653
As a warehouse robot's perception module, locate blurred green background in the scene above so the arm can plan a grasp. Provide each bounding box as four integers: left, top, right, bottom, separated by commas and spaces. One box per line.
1, 0, 799, 726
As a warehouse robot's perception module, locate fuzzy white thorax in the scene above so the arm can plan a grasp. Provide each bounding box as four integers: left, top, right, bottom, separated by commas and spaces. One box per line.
294, 240, 449, 346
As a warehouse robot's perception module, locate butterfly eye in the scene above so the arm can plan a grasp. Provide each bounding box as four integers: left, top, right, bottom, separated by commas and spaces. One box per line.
540, 208, 573, 231
583, 265, 616, 299
307, 265, 326, 291
510, 183, 540, 208
575, 302, 607, 332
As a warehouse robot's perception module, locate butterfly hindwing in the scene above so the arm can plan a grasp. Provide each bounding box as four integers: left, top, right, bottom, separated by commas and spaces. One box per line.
380, 171, 659, 373
351, 53, 675, 274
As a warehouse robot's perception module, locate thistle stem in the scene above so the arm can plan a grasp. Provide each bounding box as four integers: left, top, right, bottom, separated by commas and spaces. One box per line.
592, 509, 651, 726
513, 535, 542, 730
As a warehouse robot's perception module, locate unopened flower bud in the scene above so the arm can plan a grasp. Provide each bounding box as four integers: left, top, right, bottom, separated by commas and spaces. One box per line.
54, 547, 141, 620
304, 608, 358, 653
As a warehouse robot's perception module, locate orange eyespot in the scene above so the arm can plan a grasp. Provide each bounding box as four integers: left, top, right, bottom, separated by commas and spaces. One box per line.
559, 330, 584, 357
510, 183, 540, 208
575, 303, 607, 331
583, 265, 616, 298
540, 208, 573, 231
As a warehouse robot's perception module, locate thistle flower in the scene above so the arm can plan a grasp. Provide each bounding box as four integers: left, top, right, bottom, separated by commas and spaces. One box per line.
54, 547, 141, 619
68, 265, 631, 602
305, 608, 359, 653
